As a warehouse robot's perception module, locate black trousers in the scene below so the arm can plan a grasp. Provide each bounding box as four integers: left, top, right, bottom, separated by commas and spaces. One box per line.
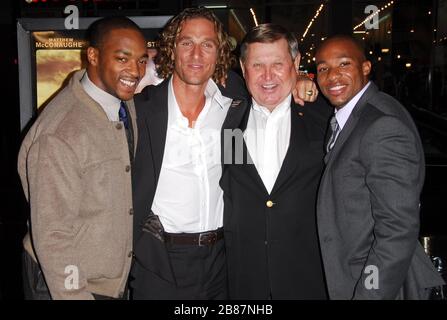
22, 250, 51, 300
131, 238, 227, 300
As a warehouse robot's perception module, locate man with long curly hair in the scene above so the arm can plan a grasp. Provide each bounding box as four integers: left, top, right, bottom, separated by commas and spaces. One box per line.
130, 7, 317, 299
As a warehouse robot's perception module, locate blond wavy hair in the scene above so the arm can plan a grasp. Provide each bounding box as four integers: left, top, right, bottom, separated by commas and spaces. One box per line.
155, 7, 235, 86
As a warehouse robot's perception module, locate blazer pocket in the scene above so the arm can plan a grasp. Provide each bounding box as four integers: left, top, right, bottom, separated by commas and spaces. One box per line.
73, 223, 90, 248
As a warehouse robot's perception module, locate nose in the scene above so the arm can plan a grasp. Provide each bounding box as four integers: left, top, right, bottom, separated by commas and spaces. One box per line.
262, 65, 273, 81
327, 67, 341, 82
127, 60, 140, 79
192, 43, 203, 59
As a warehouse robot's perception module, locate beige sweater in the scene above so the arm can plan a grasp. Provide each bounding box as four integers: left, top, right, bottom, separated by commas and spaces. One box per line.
18, 70, 137, 299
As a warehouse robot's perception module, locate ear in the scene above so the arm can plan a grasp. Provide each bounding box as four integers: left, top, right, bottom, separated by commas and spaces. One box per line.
362, 60, 372, 77
239, 59, 246, 78
87, 47, 99, 67
294, 53, 301, 72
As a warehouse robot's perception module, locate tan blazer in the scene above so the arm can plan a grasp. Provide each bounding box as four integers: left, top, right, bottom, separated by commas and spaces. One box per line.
18, 70, 137, 299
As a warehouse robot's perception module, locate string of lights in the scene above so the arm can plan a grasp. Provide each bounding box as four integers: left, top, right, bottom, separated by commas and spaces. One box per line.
300, 3, 324, 42
353, 0, 395, 31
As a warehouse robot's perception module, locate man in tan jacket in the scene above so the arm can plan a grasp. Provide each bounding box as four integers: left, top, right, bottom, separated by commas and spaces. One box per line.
18, 17, 148, 299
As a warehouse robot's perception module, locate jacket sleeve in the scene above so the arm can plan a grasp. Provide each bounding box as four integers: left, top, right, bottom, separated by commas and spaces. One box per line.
25, 134, 94, 300
352, 116, 423, 299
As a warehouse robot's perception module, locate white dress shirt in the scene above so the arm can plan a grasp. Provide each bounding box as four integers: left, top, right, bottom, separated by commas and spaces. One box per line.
332, 81, 371, 143
151, 78, 232, 233
81, 72, 121, 121
244, 95, 291, 194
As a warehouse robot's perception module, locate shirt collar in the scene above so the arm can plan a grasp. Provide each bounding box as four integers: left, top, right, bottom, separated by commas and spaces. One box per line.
81, 72, 121, 116
204, 78, 232, 110
335, 81, 371, 130
167, 77, 231, 127
252, 94, 291, 118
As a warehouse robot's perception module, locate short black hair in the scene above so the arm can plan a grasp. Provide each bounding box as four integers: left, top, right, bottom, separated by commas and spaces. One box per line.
316, 34, 367, 61
86, 16, 145, 49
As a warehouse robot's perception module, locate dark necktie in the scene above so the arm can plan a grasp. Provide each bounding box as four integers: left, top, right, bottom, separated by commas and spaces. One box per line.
326, 115, 340, 153
119, 101, 129, 129
119, 101, 134, 162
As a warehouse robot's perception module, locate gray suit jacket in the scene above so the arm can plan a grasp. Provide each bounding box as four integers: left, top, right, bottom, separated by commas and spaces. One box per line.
317, 83, 445, 299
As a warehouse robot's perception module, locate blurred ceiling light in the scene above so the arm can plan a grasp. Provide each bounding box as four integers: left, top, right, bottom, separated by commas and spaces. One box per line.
204, 5, 227, 9
250, 8, 259, 26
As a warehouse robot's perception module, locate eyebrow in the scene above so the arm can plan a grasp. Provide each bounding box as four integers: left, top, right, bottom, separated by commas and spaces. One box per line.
113, 49, 132, 55
316, 55, 353, 65
177, 35, 218, 43
316, 60, 325, 66
113, 50, 149, 58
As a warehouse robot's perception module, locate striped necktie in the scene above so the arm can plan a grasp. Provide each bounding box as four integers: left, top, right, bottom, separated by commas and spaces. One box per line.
326, 115, 340, 153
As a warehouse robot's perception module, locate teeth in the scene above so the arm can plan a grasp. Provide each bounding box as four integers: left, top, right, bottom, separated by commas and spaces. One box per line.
120, 79, 136, 87
329, 85, 346, 91
262, 84, 276, 89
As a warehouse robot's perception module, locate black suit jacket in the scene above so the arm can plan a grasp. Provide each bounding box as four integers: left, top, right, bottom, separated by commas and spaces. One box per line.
220, 96, 333, 299
130, 71, 248, 289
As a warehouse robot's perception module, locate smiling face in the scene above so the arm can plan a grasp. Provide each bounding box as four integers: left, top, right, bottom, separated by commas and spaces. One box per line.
87, 28, 148, 101
240, 38, 299, 111
315, 38, 371, 109
172, 17, 219, 88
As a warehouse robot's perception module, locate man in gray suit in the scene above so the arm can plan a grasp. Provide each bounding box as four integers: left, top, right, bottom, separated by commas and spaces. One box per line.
315, 35, 444, 299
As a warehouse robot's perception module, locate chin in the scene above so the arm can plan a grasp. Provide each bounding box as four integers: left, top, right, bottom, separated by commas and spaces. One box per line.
327, 97, 346, 108
118, 93, 133, 101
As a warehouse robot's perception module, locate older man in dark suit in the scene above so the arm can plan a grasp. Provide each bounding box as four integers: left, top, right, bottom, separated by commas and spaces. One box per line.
220, 23, 332, 299
315, 35, 444, 299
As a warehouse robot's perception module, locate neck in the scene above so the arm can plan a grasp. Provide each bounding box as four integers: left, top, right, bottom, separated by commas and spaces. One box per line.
172, 75, 208, 127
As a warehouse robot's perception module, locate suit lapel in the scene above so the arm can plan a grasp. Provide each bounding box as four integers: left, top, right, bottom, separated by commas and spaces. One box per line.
221, 97, 249, 170
225, 99, 270, 194
142, 79, 169, 184
324, 83, 379, 166
270, 102, 306, 194
242, 114, 268, 195
221, 98, 249, 132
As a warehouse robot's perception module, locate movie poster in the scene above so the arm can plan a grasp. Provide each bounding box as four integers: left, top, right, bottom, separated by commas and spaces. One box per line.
32, 30, 159, 109
33, 30, 87, 109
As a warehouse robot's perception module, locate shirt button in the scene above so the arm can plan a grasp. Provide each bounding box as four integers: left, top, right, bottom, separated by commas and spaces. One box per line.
125, 165, 131, 172
128, 251, 133, 258
116, 123, 123, 130
266, 200, 274, 208
129, 208, 134, 215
